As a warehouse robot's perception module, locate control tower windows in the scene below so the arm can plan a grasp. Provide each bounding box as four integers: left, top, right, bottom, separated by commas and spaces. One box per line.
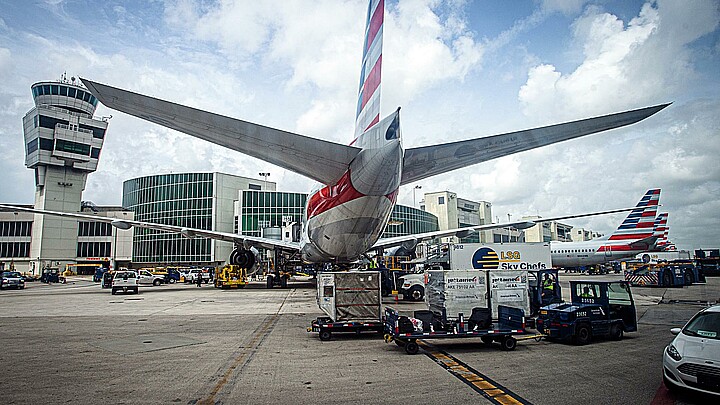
27, 139, 38, 154
32, 84, 99, 107
80, 124, 105, 139
39, 138, 54, 151
38, 115, 69, 130
55, 139, 91, 156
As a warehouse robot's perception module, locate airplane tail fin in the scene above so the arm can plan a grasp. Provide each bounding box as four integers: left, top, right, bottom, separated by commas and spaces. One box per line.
353, 0, 384, 145
653, 212, 669, 250
607, 189, 661, 241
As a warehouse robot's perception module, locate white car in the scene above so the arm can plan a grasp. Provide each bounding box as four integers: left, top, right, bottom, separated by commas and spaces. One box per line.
663, 304, 720, 396
111, 271, 139, 295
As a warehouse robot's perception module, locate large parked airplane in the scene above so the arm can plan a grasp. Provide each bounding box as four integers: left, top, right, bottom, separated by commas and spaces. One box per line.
550, 189, 662, 268
0, 0, 668, 268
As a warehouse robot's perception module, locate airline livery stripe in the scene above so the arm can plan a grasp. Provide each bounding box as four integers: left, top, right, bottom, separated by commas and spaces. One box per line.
365, 0, 384, 54
359, 55, 382, 113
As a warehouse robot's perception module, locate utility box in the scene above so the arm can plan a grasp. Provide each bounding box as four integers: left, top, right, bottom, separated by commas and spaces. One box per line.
425, 269, 529, 320
316, 271, 381, 322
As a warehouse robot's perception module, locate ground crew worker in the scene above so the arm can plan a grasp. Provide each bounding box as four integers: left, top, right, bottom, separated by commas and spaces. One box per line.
580, 286, 592, 298
196, 271, 203, 287
541, 273, 554, 299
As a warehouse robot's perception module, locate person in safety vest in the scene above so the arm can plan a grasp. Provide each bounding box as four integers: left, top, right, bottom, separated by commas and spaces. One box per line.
541, 273, 555, 299
580, 286, 593, 298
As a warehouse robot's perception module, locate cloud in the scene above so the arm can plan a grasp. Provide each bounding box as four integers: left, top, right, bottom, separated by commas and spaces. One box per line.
519, 0, 720, 122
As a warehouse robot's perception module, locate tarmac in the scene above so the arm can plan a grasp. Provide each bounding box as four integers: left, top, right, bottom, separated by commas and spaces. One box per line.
0, 273, 718, 404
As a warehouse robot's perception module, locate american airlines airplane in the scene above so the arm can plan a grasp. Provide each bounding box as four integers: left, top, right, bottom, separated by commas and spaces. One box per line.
651, 212, 675, 251
0, 0, 669, 268
550, 189, 662, 268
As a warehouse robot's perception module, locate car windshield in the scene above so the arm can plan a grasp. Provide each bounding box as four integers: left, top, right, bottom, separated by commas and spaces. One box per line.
683, 311, 720, 339
2, 272, 22, 278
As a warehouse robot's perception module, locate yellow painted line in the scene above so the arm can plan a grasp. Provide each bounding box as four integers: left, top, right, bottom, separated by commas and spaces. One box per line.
419, 339, 533, 405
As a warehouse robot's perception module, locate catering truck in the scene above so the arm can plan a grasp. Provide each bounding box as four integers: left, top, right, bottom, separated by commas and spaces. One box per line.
308, 271, 384, 340
399, 242, 552, 303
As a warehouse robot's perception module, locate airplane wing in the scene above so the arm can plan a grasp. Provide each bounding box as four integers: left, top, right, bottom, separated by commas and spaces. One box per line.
80, 79, 361, 186
0, 204, 300, 252
371, 204, 657, 251
401, 103, 670, 185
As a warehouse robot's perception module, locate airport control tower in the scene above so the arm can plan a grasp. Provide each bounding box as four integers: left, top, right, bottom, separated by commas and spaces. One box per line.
22, 74, 109, 269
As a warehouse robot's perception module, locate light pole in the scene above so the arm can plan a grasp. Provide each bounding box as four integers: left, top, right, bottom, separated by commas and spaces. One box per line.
413, 185, 422, 207
259, 172, 270, 190
507, 213, 512, 243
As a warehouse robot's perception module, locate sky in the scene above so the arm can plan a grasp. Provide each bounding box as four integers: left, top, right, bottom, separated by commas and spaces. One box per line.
0, 0, 718, 251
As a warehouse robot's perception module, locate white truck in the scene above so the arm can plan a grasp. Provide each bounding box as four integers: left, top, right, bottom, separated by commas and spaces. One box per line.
111, 270, 139, 295
400, 243, 552, 302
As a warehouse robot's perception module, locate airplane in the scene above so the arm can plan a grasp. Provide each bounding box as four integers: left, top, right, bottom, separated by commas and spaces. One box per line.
549, 189, 662, 268
0, 0, 669, 270
651, 212, 676, 251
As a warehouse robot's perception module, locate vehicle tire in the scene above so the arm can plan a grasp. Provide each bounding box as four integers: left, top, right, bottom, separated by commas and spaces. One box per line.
153, 279, 161, 286
266, 276, 274, 289
662, 270, 672, 287
684, 270, 694, 285
169, 278, 176, 284
500, 336, 517, 351
409, 286, 424, 301
319, 330, 332, 341
405, 341, 419, 355
574, 324, 592, 345
481, 336, 494, 346
609, 323, 623, 341
394, 339, 406, 347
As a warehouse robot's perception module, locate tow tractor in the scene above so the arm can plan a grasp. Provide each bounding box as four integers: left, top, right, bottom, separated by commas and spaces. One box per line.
537, 280, 637, 345
383, 305, 529, 355
625, 262, 704, 287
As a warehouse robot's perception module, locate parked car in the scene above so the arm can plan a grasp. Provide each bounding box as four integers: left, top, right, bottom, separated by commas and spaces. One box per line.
185, 269, 211, 284
138, 270, 166, 286
1, 271, 25, 290
663, 304, 720, 396
111, 271, 139, 295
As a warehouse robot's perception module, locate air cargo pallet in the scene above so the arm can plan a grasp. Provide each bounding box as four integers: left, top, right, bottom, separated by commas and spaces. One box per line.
383, 305, 529, 355
308, 317, 384, 341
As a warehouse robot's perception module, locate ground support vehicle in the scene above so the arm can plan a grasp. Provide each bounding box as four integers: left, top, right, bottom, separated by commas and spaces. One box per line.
383, 305, 528, 355
310, 271, 382, 340
92, 267, 109, 282
111, 271, 139, 295
308, 317, 384, 341
101, 271, 114, 288
537, 280, 637, 345
625, 263, 703, 287
397, 273, 424, 301
40, 268, 65, 284
528, 269, 562, 316
214, 265, 247, 288
266, 271, 291, 288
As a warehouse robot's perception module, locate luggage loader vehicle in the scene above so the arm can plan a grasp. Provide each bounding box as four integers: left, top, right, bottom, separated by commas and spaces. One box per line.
537, 280, 637, 345
383, 305, 529, 355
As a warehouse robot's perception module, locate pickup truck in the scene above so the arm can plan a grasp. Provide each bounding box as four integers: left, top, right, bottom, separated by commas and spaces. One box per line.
138, 270, 166, 286
111, 271, 139, 295
398, 273, 425, 301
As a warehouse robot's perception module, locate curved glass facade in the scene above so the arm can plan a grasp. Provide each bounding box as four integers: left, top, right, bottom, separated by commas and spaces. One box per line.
32, 83, 99, 108
122, 173, 214, 263
383, 205, 439, 238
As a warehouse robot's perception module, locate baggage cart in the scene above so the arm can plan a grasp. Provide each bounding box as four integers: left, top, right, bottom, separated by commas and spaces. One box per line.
383, 305, 528, 355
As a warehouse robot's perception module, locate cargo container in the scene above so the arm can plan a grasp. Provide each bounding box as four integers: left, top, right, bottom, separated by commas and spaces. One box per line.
425, 269, 530, 320
309, 271, 383, 340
